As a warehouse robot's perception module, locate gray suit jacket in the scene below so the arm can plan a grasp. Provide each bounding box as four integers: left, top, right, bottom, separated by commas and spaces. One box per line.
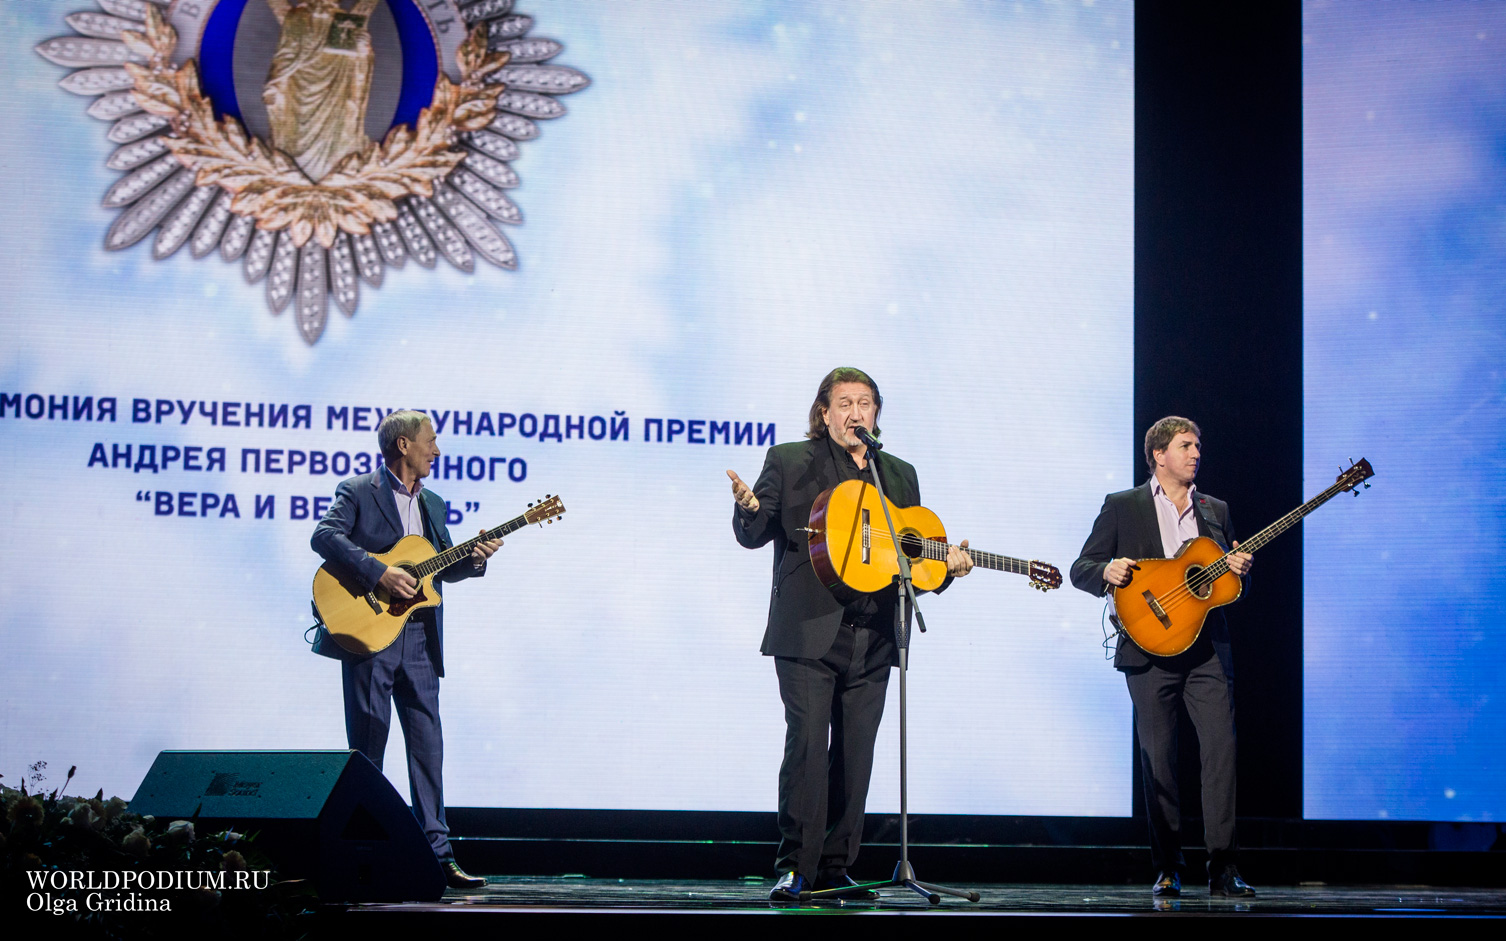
1070, 482, 1240, 672
310, 470, 483, 677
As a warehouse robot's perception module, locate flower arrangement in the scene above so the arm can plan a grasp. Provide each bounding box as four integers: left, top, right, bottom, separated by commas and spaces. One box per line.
2, 762, 315, 938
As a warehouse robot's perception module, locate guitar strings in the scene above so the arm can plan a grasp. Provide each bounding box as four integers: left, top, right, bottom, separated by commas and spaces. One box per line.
861, 530, 1037, 571
409, 514, 555, 576
1137, 472, 1361, 613
1149, 501, 1309, 610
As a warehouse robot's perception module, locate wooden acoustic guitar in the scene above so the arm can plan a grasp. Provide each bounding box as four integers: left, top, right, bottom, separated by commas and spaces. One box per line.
1113, 459, 1374, 656
807, 479, 1062, 594
312, 495, 565, 655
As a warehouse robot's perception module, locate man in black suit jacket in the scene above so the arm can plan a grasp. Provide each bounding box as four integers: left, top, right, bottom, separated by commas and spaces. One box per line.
1070, 416, 1255, 898
728, 368, 973, 902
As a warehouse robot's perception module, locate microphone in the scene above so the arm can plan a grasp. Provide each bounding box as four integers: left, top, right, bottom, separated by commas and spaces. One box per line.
853, 425, 883, 451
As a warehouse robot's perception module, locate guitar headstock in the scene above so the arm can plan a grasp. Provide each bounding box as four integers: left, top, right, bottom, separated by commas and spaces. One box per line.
525, 495, 566, 525
1029, 561, 1062, 591
1336, 458, 1374, 496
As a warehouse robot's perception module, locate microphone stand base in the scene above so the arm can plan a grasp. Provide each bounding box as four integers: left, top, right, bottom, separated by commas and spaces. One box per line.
799, 867, 981, 906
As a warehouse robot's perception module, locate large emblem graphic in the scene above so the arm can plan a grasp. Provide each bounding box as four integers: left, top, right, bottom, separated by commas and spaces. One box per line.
36, 0, 588, 343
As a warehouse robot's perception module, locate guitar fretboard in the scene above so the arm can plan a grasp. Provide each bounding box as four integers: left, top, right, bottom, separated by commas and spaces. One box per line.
1194, 467, 1369, 581
865, 523, 1036, 576
921, 539, 1034, 576
410, 513, 533, 579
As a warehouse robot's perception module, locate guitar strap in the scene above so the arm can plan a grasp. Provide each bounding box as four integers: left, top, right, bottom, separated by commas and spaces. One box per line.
1194, 496, 1228, 549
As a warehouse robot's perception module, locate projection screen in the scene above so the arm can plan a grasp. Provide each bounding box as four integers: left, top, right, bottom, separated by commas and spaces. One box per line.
1, 0, 1133, 815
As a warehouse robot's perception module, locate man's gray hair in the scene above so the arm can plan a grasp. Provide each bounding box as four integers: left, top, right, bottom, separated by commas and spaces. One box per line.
378, 409, 432, 461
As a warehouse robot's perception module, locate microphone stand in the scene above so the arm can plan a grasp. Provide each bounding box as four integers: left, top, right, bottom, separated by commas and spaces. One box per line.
801, 428, 980, 906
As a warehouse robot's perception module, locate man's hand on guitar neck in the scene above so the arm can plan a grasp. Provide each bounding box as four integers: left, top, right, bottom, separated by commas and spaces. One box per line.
379, 565, 419, 600
470, 530, 503, 570
1227, 541, 1253, 577
947, 540, 974, 577
727, 469, 759, 513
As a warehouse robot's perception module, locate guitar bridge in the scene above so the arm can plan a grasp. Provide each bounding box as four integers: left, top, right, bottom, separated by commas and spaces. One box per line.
861, 509, 871, 564
364, 592, 382, 614
1142, 591, 1172, 630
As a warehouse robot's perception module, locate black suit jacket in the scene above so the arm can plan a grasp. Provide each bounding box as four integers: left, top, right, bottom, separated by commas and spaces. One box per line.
734, 438, 933, 660
1070, 482, 1240, 672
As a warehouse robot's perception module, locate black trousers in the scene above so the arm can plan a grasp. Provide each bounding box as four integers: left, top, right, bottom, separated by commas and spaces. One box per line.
1124, 643, 1237, 875
773, 623, 893, 878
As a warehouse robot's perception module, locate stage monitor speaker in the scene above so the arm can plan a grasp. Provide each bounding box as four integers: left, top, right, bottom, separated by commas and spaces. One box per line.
129, 750, 445, 902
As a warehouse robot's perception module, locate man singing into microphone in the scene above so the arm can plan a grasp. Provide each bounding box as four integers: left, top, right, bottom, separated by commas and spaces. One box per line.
727, 367, 973, 902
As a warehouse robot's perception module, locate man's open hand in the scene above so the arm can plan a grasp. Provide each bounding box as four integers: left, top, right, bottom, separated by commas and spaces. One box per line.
727, 469, 759, 513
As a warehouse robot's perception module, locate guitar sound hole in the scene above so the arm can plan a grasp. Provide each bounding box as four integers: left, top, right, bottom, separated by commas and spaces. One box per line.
898, 532, 925, 560
1184, 564, 1213, 599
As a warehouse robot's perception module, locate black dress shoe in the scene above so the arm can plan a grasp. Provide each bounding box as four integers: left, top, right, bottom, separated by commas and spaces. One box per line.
442, 859, 486, 890
1152, 871, 1181, 897
813, 872, 880, 900
769, 871, 810, 903
1208, 864, 1255, 898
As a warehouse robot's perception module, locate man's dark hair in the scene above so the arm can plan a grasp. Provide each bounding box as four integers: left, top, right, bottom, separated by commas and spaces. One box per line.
806, 367, 882, 440
1143, 415, 1202, 475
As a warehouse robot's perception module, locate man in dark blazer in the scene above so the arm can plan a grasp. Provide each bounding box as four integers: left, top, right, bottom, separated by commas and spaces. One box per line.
728, 368, 973, 902
1070, 416, 1255, 898
311, 409, 500, 890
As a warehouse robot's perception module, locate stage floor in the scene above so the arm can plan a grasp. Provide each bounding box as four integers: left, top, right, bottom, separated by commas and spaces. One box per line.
340, 877, 1506, 921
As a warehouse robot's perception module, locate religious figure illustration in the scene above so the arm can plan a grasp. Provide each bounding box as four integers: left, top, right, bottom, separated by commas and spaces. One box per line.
262, 0, 379, 182
36, 0, 589, 343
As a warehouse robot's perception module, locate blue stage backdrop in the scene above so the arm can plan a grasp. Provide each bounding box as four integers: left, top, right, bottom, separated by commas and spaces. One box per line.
1304, 0, 1506, 821
1, 1, 1133, 814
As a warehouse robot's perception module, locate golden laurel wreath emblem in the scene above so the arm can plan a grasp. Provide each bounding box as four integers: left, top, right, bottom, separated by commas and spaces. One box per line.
122, 5, 509, 250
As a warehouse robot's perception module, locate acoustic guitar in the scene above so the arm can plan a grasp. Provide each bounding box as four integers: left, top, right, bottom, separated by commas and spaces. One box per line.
807, 479, 1061, 594
1113, 459, 1374, 656
312, 495, 565, 655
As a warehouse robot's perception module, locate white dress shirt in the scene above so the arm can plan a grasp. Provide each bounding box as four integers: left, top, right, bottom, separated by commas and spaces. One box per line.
1151, 477, 1200, 559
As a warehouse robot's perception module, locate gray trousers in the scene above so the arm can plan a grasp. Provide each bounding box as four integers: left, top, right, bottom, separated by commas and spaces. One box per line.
1124, 643, 1237, 875
342, 617, 452, 861
773, 623, 893, 878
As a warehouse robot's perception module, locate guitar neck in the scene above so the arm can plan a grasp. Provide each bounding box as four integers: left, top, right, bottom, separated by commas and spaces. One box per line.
919, 539, 1033, 576
1233, 474, 1357, 558
1189, 472, 1365, 587
411, 513, 530, 579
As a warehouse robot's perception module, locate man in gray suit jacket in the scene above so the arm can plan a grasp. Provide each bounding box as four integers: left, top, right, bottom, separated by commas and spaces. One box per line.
728, 368, 973, 902
1070, 416, 1255, 899
311, 409, 500, 889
